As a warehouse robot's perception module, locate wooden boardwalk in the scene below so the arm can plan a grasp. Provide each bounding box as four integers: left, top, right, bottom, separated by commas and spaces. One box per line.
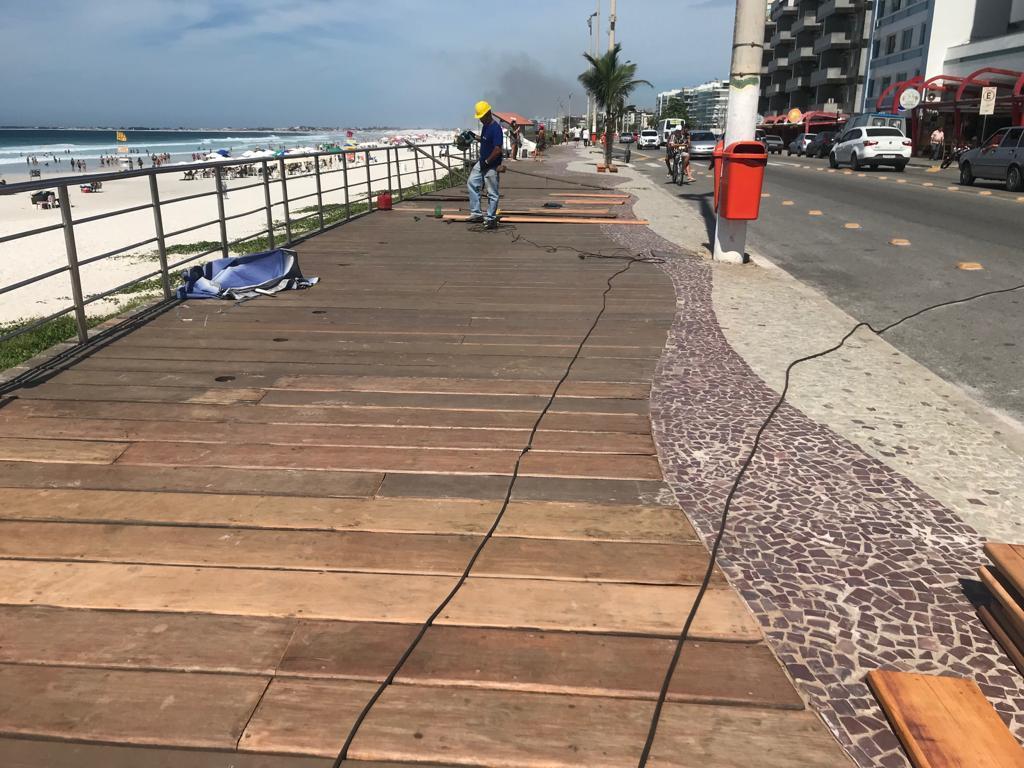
0, 168, 848, 766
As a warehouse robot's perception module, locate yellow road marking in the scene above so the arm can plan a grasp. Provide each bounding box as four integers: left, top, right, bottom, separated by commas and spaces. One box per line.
957, 262, 984, 270
877, 176, 888, 180
782, 200, 795, 206
923, 182, 934, 187
926, 167, 942, 173
897, 179, 908, 184
947, 186, 958, 191
828, 169, 837, 173
844, 223, 861, 229
761, 193, 771, 198
843, 170, 853, 175
808, 210, 823, 216
857, 173, 867, 177
889, 238, 911, 247
1018, 196, 1024, 202
978, 190, 992, 196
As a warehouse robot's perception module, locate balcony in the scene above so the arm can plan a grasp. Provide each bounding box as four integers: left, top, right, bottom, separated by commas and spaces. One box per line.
790, 45, 816, 62
770, 29, 795, 48
810, 67, 850, 87
786, 74, 811, 91
766, 56, 792, 74
792, 14, 821, 35
765, 82, 783, 97
770, 0, 798, 23
813, 30, 853, 53
818, 0, 861, 18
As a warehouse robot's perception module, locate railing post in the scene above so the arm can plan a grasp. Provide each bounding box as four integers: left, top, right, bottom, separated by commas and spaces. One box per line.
393, 147, 403, 201
57, 184, 88, 343
214, 167, 229, 258
365, 150, 374, 212
385, 148, 394, 203
278, 158, 293, 244
342, 153, 351, 221
148, 174, 172, 299
414, 144, 422, 191
430, 144, 438, 188
314, 156, 325, 231
261, 161, 276, 250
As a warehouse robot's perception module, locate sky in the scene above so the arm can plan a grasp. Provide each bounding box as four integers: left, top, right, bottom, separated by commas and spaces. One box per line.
0, 0, 736, 129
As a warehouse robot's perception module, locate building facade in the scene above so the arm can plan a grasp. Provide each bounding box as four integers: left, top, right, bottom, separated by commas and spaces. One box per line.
655, 89, 683, 117
683, 80, 730, 131
760, 0, 873, 117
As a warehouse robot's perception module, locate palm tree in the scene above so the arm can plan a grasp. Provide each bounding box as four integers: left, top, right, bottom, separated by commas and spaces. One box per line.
578, 44, 651, 168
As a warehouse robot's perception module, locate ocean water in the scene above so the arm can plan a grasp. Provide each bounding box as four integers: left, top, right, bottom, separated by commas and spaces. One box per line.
0, 128, 369, 166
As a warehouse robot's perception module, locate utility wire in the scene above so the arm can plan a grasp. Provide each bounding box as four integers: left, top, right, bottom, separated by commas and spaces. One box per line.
635, 277, 1024, 766
331, 240, 662, 766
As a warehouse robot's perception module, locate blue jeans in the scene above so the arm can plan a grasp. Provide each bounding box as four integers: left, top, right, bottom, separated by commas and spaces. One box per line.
468, 163, 499, 222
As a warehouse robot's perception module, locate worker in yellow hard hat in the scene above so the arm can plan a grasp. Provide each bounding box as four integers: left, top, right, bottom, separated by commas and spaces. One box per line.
467, 100, 503, 229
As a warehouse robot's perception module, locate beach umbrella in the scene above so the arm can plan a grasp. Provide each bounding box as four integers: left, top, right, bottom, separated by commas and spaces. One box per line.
216, 149, 230, 157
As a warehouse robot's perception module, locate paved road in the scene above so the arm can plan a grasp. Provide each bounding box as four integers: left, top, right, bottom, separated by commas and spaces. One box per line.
627, 146, 1024, 423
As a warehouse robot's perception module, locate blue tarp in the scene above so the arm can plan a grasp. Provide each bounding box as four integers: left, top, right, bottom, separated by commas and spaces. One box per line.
176, 248, 319, 301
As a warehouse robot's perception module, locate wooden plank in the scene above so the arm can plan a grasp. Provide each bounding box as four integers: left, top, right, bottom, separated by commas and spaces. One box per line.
115, 442, 663, 481
280, 622, 803, 708
12, 385, 265, 404
240, 679, 845, 765
0, 738, 337, 768
985, 542, 1024, 594
0, 561, 754, 637
0, 437, 127, 464
0, 521, 709, 584
442, 215, 649, 225
0, 418, 655, 455
0, 605, 294, 674
0, 488, 696, 542
549, 193, 629, 199
867, 669, 1024, 768
978, 604, 1024, 676
979, 565, 1024, 642
267, 376, 650, 399
0, 664, 269, 750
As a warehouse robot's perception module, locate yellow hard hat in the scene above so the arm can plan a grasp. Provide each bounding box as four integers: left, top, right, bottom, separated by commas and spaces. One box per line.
474, 100, 492, 120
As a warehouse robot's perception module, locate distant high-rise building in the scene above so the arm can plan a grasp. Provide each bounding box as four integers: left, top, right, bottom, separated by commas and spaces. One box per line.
683, 80, 731, 131
655, 89, 683, 116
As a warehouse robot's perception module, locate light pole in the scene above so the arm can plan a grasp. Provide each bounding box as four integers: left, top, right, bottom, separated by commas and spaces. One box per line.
592, 0, 601, 137
608, 0, 616, 50
712, 0, 767, 263
586, 10, 598, 139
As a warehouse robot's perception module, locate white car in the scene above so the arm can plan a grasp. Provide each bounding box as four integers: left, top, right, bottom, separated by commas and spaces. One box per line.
829, 126, 912, 171
637, 129, 660, 150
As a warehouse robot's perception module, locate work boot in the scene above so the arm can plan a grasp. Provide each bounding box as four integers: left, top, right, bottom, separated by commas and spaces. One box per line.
466, 214, 484, 223
485, 219, 498, 230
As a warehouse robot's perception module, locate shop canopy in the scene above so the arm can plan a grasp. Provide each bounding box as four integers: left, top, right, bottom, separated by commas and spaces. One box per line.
492, 111, 535, 127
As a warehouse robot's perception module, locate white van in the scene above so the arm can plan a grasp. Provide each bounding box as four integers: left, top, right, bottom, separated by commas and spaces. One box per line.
656, 118, 685, 147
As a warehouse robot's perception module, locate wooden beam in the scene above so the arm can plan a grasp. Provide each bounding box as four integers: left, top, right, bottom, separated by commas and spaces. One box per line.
442, 216, 648, 226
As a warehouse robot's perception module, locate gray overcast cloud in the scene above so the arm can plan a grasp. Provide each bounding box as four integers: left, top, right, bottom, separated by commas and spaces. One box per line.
0, 0, 734, 127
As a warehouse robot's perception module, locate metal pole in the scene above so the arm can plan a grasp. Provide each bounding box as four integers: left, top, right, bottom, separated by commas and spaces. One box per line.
414, 145, 422, 191
214, 167, 229, 258
148, 174, 172, 299
712, 0, 766, 264
57, 185, 88, 343
430, 145, 438, 187
278, 158, 293, 244
386, 147, 394, 202
592, 0, 600, 137
394, 148, 403, 200
365, 150, 374, 211
342, 153, 351, 220
314, 156, 325, 231
608, 0, 616, 49
261, 161, 276, 249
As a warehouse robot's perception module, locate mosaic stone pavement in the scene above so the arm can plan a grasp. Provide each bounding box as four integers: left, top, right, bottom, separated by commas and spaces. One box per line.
540, 164, 1024, 765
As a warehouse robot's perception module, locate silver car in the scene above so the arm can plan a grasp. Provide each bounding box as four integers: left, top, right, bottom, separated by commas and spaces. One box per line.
688, 131, 718, 159
959, 126, 1024, 192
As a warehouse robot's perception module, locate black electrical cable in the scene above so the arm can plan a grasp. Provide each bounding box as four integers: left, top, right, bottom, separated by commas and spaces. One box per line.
635, 277, 1024, 766
331, 242, 663, 766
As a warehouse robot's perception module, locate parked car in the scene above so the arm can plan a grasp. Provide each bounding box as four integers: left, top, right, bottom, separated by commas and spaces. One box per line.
787, 133, 816, 156
958, 126, 1024, 191
829, 126, 911, 170
619, 132, 635, 144
637, 129, 660, 150
806, 131, 838, 159
688, 130, 718, 159
762, 135, 785, 154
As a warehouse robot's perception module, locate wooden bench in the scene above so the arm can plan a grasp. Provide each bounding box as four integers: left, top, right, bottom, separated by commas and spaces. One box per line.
867, 669, 1024, 767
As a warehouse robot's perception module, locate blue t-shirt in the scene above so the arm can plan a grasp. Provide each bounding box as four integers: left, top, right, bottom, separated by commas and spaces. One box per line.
479, 120, 503, 168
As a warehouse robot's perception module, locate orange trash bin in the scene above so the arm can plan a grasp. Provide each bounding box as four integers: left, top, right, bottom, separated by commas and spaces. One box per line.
718, 141, 768, 220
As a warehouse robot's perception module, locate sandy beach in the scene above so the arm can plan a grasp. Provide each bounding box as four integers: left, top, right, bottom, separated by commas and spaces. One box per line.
0, 141, 460, 325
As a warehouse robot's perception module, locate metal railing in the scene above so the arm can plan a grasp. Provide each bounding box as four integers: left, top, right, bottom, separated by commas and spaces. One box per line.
0, 140, 476, 347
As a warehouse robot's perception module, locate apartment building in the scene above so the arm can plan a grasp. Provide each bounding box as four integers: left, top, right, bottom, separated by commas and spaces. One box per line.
943, 0, 1024, 75
683, 80, 730, 131
760, 0, 873, 116
655, 89, 683, 116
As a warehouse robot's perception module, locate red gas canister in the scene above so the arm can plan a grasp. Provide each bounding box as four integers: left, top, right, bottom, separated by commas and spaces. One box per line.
718, 141, 768, 220
376, 191, 393, 210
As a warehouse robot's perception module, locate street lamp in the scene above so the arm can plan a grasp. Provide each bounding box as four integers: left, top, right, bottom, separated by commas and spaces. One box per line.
586, 11, 598, 134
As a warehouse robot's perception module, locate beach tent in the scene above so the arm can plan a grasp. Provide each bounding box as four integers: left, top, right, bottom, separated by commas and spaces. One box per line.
176, 248, 319, 301
215, 149, 230, 157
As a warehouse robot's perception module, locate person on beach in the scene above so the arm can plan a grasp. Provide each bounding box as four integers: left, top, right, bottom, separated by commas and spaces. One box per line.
466, 100, 503, 230
536, 124, 546, 158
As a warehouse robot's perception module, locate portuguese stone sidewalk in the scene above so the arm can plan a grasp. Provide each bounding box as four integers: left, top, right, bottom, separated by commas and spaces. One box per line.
562, 145, 1024, 767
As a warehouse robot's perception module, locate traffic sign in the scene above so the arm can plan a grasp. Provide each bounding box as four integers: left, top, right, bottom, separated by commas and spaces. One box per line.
980, 86, 997, 116
898, 88, 922, 111
787, 108, 803, 124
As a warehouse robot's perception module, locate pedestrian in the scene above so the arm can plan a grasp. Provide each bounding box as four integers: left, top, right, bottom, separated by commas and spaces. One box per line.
930, 125, 945, 161
508, 118, 522, 161
681, 130, 695, 182
536, 124, 546, 158
665, 129, 681, 178
466, 100, 503, 230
